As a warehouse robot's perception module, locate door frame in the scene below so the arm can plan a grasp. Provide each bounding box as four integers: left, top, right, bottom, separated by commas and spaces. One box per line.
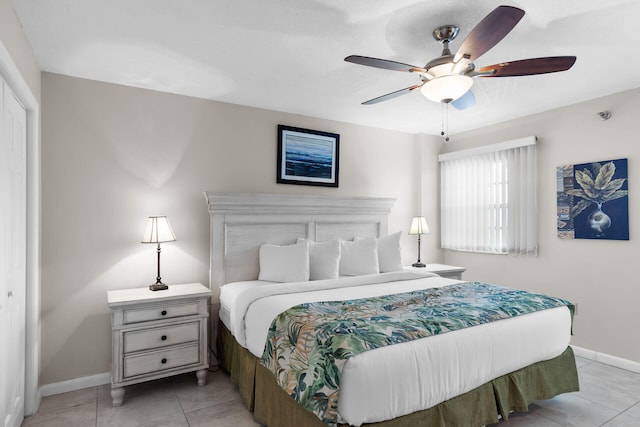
0, 41, 41, 415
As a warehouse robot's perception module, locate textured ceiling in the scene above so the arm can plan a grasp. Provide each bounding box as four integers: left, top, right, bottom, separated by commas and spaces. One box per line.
12, 0, 640, 135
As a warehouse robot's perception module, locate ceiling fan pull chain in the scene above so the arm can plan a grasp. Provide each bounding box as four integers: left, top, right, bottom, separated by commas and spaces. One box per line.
446, 103, 450, 142
440, 102, 445, 137
441, 102, 450, 142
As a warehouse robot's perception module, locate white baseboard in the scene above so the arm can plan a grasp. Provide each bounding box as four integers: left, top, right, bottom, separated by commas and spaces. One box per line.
571, 345, 640, 373
40, 372, 111, 397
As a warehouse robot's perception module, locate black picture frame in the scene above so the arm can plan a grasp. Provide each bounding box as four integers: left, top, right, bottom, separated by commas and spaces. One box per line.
277, 124, 340, 187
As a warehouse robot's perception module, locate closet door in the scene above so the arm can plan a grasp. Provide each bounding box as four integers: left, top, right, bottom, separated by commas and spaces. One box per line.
0, 77, 27, 427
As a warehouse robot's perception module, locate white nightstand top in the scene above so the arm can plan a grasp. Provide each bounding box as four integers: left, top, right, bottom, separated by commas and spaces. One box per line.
107, 283, 211, 307
404, 264, 466, 275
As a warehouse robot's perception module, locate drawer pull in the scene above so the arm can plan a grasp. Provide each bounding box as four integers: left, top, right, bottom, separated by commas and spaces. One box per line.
161, 310, 167, 316
161, 335, 167, 341
161, 358, 167, 364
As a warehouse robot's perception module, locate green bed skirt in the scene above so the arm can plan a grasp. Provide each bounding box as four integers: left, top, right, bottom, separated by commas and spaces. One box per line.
217, 322, 579, 427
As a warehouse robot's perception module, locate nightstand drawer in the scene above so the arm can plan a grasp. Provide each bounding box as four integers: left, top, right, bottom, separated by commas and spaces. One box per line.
123, 301, 200, 324
124, 322, 200, 353
124, 343, 200, 378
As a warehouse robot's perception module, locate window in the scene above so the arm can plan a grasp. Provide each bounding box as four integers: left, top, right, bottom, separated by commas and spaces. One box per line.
439, 136, 537, 255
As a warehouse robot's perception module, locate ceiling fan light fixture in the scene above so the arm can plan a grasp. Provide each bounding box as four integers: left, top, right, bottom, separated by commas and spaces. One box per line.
420, 75, 473, 103
345, 6, 576, 109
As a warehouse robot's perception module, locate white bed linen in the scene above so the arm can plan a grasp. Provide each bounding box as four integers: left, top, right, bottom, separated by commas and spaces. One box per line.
222, 271, 438, 347
220, 272, 572, 426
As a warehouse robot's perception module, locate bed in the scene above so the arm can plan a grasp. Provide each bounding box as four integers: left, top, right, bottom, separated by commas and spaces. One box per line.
204, 192, 579, 427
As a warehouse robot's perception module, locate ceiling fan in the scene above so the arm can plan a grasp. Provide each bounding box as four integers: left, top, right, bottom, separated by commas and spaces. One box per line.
344, 5, 576, 110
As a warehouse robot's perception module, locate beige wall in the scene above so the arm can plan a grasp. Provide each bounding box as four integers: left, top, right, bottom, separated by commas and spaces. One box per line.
39, 64, 640, 385
40, 72, 442, 385
6, 0, 639, 389
441, 88, 640, 363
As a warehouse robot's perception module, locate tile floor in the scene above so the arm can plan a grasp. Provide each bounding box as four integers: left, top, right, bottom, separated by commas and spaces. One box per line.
21, 356, 640, 427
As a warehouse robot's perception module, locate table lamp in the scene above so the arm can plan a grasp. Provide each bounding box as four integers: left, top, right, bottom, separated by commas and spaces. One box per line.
141, 216, 176, 291
408, 216, 430, 268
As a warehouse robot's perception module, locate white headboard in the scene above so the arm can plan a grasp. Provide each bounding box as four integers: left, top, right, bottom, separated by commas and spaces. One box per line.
204, 192, 396, 300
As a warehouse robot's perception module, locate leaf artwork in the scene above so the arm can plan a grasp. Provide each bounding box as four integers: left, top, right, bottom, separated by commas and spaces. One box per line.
594, 162, 615, 189
557, 158, 629, 240
570, 198, 591, 219
566, 161, 627, 218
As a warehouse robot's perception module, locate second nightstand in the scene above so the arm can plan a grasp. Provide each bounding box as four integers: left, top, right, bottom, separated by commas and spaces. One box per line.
404, 263, 466, 280
107, 282, 212, 406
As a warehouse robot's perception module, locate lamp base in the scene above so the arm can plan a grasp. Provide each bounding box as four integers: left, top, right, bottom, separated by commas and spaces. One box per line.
149, 282, 169, 291
412, 262, 426, 268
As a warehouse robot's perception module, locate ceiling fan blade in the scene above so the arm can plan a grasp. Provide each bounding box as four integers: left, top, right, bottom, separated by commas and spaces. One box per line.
451, 90, 476, 110
478, 56, 577, 77
345, 55, 426, 73
454, 6, 525, 63
362, 84, 423, 105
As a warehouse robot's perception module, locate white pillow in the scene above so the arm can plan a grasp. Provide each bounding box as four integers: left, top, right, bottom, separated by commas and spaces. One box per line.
339, 238, 379, 276
258, 240, 310, 282
297, 238, 341, 280
375, 232, 403, 272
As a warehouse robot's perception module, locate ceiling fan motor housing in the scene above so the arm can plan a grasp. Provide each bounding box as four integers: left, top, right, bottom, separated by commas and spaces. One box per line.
433, 25, 459, 43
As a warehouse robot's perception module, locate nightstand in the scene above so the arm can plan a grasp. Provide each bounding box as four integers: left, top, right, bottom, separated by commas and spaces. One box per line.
405, 263, 466, 280
107, 282, 212, 406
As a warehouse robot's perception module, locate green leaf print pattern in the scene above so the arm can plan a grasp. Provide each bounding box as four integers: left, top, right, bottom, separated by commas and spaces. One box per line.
260, 282, 573, 425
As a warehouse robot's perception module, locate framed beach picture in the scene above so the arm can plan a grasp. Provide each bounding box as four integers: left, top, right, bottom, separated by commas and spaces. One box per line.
277, 125, 340, 187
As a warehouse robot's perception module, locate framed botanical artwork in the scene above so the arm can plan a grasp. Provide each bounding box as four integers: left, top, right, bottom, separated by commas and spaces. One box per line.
277, 124, 339, 187
556, 158, 629, 240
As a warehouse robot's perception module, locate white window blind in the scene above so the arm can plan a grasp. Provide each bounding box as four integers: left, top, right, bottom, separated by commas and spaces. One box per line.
439, 136, 537, 255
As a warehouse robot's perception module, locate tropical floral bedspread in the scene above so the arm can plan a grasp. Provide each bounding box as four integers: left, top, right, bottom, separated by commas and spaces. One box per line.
260, 281, 573, 425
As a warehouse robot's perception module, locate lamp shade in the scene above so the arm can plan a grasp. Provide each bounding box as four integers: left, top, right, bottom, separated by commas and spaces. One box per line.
141, 216, 176, 244
420, 75, 473, 103
409, 217, 430, 235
